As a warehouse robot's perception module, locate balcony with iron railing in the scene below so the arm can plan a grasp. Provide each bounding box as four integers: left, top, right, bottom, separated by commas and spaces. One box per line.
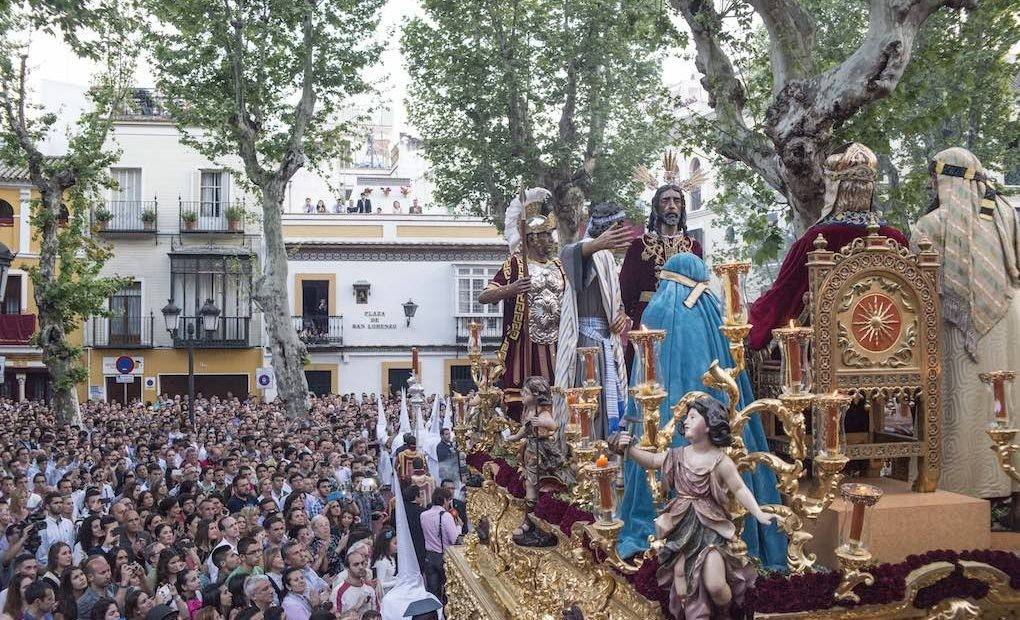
0, 314, 36, 346
179, 200, 246, 234
85, 315, 154, 348
292, 315, 344, 348
93, 200, 158, 233
170, 316, 251, 348
453, 316, 503, 344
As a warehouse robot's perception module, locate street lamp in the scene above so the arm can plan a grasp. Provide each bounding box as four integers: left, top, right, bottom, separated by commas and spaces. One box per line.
162, 298, 220, 428
402, 299, 418, 327
0, 241, 14, 302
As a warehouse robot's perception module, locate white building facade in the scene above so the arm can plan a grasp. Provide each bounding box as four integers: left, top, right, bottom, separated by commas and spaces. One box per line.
281, 213, 504, 396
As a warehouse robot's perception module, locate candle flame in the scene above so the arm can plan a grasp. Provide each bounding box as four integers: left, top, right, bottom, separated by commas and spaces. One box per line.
788, 319, 797, 328
595, 454, 609, 468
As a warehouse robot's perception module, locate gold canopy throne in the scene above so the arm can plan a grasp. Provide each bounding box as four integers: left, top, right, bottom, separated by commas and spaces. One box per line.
806, 223, 942, 492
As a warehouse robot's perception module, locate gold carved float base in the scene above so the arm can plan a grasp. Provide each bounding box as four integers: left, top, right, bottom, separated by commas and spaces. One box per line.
446, 477, 1020, 619
444, 480, 660, 620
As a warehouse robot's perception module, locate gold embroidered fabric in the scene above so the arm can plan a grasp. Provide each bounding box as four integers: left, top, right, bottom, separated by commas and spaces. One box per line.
640, 233, 693, 268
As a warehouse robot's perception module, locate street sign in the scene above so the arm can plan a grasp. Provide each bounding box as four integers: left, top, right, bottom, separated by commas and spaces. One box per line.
255, 367, 275, 390
143, 376, 156, 390
115, 355, 135, 374
115, 374, 134, 384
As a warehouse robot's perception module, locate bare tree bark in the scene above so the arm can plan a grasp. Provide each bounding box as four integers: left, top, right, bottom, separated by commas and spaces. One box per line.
670, 0, 976, 231
223, 0, 312, 417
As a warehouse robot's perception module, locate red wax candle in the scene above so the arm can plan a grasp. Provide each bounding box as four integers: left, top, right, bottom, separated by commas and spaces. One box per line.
585, 351, 596, 382
826, 401, 840, 453
644, 343, 656, 383
596, 456, 613, 510
411, 347, 420, 377
728, 274, 742, 317
994, 377, 1008, 423
580, 408, 591, 439
848, 502, 865, 542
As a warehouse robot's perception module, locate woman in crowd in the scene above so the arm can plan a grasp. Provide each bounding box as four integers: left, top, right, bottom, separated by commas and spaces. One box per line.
43, 542, 74, 589
194, 520, 221, 563
371, 528, 398, 597
124, 589, 154, 620
57, 566, 89, 620
88, 597, 120, 620
280, 567, 315, 620
1, 572, 34, 620
176, 570, 204, 619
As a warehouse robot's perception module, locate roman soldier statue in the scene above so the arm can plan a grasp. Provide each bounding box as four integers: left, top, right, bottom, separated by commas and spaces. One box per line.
747, 143, 909, 351
479, 188, 566, 420
555, 201, 632, 438
621, 151, 705, 366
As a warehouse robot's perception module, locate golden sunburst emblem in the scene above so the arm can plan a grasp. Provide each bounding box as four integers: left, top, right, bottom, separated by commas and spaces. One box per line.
849, 293, 902, 352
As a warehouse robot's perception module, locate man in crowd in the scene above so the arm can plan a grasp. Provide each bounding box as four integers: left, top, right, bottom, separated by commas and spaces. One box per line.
419, 488, 460, 603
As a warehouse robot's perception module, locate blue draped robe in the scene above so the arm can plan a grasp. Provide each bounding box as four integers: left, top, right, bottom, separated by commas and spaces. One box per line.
616, 253, 788, 568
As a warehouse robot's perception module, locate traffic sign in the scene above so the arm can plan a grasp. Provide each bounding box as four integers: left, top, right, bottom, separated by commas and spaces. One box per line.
115, 374, 134, 384
115, 355, 135, 374
255, 367, 275, 390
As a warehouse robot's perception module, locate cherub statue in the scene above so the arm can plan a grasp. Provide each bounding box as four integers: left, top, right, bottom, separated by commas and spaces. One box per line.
614, 395, 782, 620
507, 375, 576, 547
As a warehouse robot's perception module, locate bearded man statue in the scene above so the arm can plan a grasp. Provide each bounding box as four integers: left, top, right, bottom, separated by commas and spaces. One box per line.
620, 156, 704, 367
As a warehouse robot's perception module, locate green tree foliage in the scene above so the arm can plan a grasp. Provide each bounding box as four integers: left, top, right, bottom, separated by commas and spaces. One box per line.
691, 0, 1018, 261
0, 2, 136, 422
144, 0, 383, 418
403, 0, 677, 240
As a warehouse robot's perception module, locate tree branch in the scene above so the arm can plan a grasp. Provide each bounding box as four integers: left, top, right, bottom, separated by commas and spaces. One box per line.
485, 0, 536, 167
746, 0, 815, 90
278, 0, 317, 182
669, 0, 784, 192
222, 0, 266, 185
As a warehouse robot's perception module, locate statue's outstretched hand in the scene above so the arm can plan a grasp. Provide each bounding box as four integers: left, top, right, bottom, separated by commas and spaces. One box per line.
757, 512, 784, 527
608, 431, 631, 455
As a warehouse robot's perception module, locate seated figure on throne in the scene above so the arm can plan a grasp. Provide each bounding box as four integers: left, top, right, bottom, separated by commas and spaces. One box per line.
621, 152, 704, 367
615, 252, 788, 567
479, 188, 565, 421
748, 143, 909, 351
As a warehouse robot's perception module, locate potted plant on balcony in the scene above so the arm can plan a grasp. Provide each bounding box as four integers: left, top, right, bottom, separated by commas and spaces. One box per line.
94, 207, 113, 230
226, 205, 245, 231
181, 209, 198, 230
141, 208, 157, 230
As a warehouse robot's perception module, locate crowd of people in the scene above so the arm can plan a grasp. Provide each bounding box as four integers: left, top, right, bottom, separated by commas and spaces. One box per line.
0, 392, 464, 620
300, 193, 425, 216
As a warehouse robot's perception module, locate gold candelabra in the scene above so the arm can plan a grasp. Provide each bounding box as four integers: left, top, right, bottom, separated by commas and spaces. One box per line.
983, 371, 1019, 483
567, 346, 605, 509
465, 321, 512, 455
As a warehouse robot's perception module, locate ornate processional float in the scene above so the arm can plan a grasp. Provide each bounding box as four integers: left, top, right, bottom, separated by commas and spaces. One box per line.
442, 236, 1020, 619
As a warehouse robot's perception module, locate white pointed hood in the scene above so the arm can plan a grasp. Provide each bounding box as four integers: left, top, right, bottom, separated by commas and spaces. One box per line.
380, 465, 443, 620
441, 396, 453, 431
376, 397, 392, 485
392, 390, 411, 454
